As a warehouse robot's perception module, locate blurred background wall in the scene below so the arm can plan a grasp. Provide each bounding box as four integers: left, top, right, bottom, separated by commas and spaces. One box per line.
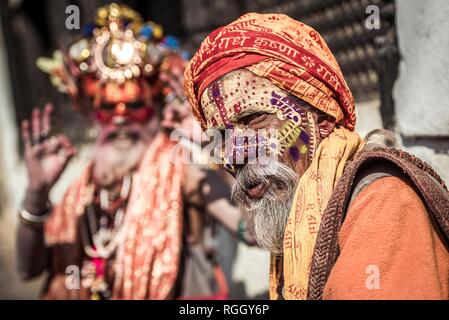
0, 0, 448, 299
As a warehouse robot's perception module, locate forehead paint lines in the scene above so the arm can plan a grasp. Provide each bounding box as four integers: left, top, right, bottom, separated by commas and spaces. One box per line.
270, 91, 303, 125
201, 69, 284, 129
269, 90, 313, 160
209, 81, 234, 129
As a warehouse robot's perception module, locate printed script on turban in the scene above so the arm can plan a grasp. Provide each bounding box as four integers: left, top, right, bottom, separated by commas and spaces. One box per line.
184, 12, 357, 131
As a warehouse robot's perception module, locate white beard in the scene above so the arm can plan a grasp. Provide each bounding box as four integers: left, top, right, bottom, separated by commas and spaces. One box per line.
92, 138, 147, 187
231, 161, 298, 254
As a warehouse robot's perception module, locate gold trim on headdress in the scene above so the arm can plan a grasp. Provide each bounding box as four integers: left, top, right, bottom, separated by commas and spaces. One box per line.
37, 3, 180, 104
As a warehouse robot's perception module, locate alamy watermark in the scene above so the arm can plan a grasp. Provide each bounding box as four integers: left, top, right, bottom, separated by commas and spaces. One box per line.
65, 5, 80, 30
65, 265, 80, 290
366, 5, 381, 30
168, 127, 284, 171
365, 264, 381, 290
64, 4, 381, 31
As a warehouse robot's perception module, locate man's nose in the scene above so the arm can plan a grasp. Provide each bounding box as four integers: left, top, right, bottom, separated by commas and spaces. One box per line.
113, 103, 130, 125
114, 102, 127, 115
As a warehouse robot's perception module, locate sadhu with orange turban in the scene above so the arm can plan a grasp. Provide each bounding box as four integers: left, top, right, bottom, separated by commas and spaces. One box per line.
185, 13, 356, 130
185, 13, 449, 300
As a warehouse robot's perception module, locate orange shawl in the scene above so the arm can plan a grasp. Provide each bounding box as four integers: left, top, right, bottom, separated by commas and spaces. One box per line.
45, 132, 185, 299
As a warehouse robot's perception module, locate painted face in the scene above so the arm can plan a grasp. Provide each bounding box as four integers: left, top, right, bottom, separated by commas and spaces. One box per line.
200, 69, 316, 175
83, 78, 155, 125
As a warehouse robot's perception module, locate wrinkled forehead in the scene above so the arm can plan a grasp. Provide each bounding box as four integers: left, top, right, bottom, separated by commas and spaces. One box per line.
200, 69, 289, 130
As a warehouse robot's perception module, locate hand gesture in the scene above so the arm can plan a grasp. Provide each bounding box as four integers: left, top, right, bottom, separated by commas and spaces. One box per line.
21, 103, 76, 194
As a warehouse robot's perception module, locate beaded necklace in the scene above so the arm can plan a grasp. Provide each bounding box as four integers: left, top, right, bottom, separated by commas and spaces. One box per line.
80, 174, 132, 300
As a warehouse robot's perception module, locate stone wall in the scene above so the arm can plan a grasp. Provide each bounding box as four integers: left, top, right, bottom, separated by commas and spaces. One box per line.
394, 0, 449, 137
393, 0, 449, 183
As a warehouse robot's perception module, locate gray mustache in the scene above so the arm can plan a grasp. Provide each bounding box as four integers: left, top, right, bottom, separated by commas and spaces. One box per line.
231, 161, 298, 208
231, 161, 298, 254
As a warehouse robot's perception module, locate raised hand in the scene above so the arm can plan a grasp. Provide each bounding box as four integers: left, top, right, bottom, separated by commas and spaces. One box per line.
21, 103, 76, 199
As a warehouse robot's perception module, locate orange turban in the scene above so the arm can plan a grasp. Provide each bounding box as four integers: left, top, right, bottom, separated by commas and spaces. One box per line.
184, 13, 356, 130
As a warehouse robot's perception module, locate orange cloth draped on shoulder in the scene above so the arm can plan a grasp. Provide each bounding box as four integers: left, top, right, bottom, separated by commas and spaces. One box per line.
44, 132, 185, 300
324, 176, 449, 299
184, 12, 356, 131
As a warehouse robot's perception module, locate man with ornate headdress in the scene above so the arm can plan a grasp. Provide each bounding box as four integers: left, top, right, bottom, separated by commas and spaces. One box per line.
184, 13, 449, 299
16, 3, 250, 300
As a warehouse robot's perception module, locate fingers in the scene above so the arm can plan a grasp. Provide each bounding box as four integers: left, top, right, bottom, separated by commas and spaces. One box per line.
27, 103, 54, 146
44, 135, 76, 165
31, 108, 41, 141
58, 135, 76, 159
21, 120, 31, 148
42, 103, 53, 135
39, 135, 75, 165
46, 136, 61, 154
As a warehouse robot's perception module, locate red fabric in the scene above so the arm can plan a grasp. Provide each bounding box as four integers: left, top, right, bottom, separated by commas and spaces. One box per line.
184, 13, 356, 130
45, 133, 185, 299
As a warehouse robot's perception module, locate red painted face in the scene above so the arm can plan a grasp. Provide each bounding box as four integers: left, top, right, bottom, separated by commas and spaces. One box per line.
83, 77, 155, 125
93, 103, 154, 125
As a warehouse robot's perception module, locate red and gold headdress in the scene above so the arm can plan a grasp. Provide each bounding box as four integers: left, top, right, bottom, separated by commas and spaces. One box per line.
37, 3, 183, 113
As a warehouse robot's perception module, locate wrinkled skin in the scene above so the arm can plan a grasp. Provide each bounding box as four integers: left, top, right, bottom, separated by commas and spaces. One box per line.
202, 69, 335, 253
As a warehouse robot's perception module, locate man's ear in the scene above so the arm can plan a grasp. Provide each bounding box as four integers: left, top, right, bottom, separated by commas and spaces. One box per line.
318, 118, 336, 138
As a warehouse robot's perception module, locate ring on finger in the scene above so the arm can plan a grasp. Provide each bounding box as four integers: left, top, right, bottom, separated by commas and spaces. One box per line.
31, 131, 50, 145
31, 135, 43, 145
40, 131, 50, 140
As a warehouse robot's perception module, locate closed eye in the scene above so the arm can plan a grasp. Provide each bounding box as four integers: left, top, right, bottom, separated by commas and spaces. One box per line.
100, 103, 115, 110
236, 111, 270, 126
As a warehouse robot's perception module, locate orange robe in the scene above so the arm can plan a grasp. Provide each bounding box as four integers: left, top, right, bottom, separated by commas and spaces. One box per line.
323, 176, 449, 299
